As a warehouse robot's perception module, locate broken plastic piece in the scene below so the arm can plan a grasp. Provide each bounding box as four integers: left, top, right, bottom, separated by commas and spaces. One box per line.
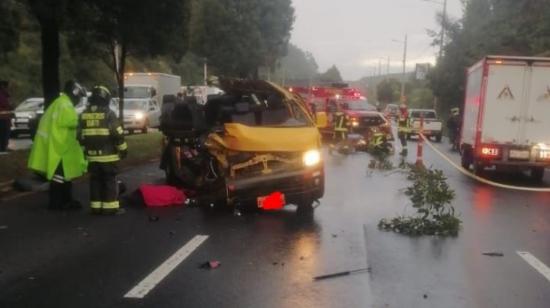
200, 261, 221, 269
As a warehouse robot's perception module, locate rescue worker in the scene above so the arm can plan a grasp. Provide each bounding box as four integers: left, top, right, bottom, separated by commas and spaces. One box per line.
28, 80, 87, 210
447, 107, 461, 151
332, 103, 348, 141
78, 86, 127, 215
397, 103, 410, 156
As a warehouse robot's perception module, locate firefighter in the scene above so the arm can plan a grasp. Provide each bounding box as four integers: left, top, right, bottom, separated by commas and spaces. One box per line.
78, 86, 127, 215
332, 103, 348, 141
28, 80, 88, 210
397, 103, 410, 156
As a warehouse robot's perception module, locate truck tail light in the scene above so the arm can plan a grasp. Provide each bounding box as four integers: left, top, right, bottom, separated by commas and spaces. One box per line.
480, 146, 500, 158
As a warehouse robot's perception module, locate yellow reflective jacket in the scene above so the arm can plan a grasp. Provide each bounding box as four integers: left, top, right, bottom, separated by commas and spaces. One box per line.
28, 94, 87, 180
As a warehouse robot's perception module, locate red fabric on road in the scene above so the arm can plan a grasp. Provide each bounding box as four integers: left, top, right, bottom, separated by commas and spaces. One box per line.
139, 184, 186, 207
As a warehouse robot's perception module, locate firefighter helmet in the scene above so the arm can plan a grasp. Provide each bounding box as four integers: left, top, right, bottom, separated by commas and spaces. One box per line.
89, 85, 111, 106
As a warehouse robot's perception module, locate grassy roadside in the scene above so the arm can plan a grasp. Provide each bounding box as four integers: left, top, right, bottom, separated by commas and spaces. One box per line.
0, 132, 164, 183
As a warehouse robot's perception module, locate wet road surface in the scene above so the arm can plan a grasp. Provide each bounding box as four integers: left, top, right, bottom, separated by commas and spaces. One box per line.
0, 140, 549, 308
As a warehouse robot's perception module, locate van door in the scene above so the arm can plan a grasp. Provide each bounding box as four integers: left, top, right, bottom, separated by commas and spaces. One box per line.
481, 64, 528, 144
523, 63, 550, 144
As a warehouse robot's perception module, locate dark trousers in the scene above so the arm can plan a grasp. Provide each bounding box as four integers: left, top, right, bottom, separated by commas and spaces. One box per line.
89, 162, 119, 210
398, 131, 407, 147
49, 163, 73, 209
0, 119, 10, 151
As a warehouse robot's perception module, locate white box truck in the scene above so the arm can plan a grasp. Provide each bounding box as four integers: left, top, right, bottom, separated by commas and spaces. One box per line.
460, 56, 550, 181
124, 73, 181, 105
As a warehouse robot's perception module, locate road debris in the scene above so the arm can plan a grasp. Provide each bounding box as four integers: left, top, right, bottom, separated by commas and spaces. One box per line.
482, 252, 504, 257
313, 267, 371, 281
169, 231, 176, 237
0, 225, 8, 230
200, 261, 221, 269
331, 233, 338, 238
148, 215, 160, 222
423, 294, 428, 299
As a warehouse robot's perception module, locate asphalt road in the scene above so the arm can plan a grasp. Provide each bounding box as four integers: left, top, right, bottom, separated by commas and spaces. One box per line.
1, 140, 549, 308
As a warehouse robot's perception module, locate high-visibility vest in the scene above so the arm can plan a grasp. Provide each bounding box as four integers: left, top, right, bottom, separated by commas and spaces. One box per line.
28, 94, 87, 180
397, 113, 410, 133
78, 105, 127, 163
333, 112, 348, 132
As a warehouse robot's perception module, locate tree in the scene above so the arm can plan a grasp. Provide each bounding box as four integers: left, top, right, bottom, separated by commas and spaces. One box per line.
318, 65, 343, 83
376, 79, 401, 104
0, 0, 22, 57
429, 0, 550, 115
190, 0, 294, 78
72, 0, 190, 120
25, 0, 69, 106
272, 43, 318, 83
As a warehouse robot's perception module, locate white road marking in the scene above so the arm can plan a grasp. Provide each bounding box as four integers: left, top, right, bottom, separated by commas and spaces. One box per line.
124, 235, 209, 299
517, 251, 550, 283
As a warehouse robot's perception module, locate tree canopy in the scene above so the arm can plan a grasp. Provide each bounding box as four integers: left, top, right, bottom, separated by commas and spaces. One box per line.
429, 0, 550, 114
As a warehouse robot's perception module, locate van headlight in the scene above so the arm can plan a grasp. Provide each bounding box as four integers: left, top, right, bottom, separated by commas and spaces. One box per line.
303, 150, 321, 167
134, 112, 144, 120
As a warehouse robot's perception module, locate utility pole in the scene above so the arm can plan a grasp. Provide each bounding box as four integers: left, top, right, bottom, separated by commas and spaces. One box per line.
386, 56, 390, 76
401, 34, 408, 102
203, 58, 208, 87
378, 59, 382, 76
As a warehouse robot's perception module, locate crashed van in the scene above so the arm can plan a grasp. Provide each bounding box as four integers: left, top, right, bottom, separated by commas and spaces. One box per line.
160, 79, 324, 212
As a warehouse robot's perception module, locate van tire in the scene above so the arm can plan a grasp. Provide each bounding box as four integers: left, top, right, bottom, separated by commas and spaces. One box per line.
435, 134, 442, 143
531, 167, 545, 182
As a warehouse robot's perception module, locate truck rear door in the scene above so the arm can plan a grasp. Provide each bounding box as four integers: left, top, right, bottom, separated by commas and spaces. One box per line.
523, 63, 550, 144
481, 63, 528, 144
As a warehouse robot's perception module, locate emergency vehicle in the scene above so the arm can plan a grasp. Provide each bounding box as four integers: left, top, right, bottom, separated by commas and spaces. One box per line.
460, 56, 550, 181
289, 84, 393, 147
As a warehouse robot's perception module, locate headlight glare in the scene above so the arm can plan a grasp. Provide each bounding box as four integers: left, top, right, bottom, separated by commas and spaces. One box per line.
303, 150, 321, 167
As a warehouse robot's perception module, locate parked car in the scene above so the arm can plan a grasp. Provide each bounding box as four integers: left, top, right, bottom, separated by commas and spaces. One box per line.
408, 108, 443, 142
11, 98, 44, 137
123, 98, 161, 134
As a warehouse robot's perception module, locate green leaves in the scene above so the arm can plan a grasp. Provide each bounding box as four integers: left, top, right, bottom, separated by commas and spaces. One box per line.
379, 164, 461, 237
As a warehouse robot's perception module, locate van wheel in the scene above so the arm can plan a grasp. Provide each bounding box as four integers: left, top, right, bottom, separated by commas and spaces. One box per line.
435, 134, 442, 143
296, 199, 314, 215
531, 167, 545, 182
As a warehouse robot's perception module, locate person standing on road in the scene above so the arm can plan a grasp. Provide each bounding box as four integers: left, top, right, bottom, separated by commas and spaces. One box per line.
397, 103, 410, 156
447, 107, 461, 151
0, 80, 13, 154
28, 80, 88, 209
78, 86, 127, 215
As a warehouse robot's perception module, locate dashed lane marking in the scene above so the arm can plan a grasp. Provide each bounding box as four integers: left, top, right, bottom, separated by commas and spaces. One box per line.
124, 235, 209, 299
517, 251, 550, 284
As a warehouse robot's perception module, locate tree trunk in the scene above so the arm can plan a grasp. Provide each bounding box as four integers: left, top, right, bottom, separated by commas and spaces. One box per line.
37, 13, 60, 108
115, 44, 127, 126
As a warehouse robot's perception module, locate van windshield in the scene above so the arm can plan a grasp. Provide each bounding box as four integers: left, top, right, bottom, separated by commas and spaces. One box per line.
125, 86, 153, 99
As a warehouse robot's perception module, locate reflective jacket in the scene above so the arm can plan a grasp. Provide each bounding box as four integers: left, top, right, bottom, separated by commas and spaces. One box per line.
397, 112, 410, 133
78, 105, 127, 163
333, 111, 348, 132
28, 94, 87, 180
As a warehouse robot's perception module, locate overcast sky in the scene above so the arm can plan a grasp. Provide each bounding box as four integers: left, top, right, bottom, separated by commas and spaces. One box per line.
290, 0, 464, 80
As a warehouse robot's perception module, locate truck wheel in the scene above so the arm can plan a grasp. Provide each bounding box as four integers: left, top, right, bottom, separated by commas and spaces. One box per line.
435, 134, 442, 143
531, 167, 545, 182
406, 134, 412, 140
461, 148, 473, 170
141, 119, 149, 134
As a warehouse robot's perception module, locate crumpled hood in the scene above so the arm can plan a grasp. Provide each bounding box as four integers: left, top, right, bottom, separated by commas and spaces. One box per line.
214, 123, 320, 152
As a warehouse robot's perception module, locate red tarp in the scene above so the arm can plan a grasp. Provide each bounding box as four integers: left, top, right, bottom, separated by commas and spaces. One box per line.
139, 184, 186, 207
